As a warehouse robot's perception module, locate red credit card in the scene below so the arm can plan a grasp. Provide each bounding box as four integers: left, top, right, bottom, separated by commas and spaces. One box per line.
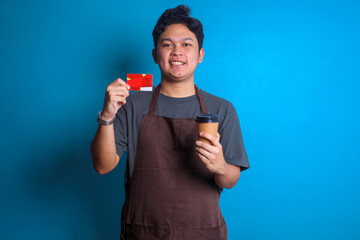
126, 74, 153, 91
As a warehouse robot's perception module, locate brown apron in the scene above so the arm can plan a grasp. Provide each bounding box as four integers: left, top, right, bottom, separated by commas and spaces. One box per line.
120, 85, 227, 240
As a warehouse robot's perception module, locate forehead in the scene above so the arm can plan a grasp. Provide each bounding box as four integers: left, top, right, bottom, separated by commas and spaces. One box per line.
159, 24, 197, 42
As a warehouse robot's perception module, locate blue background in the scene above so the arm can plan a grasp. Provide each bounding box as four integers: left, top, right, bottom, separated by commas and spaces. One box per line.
1, 0, 359, 239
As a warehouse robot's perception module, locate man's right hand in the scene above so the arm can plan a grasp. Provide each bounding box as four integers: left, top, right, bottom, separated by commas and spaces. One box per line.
101, 78, 130, 120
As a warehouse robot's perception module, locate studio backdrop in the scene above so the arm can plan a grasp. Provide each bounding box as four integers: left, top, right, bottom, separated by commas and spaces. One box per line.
1, 0, 359, 239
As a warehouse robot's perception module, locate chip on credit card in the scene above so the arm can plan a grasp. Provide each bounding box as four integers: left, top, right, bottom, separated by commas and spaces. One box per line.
127, 74, 153, 91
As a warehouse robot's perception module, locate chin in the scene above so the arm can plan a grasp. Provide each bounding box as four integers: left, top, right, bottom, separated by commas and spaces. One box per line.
160, 69, 194, 83
169, 73, 190, 81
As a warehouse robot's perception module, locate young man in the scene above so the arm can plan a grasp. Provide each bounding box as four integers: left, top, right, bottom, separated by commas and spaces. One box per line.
91, 5, 249, 240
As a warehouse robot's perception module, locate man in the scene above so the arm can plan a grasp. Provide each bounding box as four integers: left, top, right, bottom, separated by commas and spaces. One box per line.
91, 5, 249, 240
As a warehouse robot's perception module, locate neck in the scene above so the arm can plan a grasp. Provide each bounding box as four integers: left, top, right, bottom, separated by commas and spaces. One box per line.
159, 79, 196, 98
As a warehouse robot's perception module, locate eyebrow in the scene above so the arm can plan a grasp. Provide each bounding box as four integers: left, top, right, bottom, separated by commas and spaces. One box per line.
159, 37, 194, 43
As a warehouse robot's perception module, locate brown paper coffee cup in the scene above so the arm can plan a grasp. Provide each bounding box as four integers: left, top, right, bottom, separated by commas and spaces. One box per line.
197, 122, 219, 145
195, 114, 220, 145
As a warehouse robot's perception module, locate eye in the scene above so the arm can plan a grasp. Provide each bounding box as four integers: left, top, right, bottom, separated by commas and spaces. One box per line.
184, 43, 192, 47
163, 43, 172, 47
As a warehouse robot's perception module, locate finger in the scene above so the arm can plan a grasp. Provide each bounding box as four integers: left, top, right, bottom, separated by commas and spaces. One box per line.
107, 84, 130, 99
195, 146, 215, 162
199, 132, 221, 147
110, 95, 127, 104
110, 78, 130, 89
108, 88, 130, 97
113, 99, 126, 108
195, 140, 217, 154
108, 83, 130, 92
195, 150, 212, 166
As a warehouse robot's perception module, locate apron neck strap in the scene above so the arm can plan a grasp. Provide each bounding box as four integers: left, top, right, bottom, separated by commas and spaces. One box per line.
148, 84, 208, 115
195, 85, 208, 114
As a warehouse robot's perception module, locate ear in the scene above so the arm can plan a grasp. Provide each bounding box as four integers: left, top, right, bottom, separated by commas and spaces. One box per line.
152, 48, 158, 63
198, 48, 204, 63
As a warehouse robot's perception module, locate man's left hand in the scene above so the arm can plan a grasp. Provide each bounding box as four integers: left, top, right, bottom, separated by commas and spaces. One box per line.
195, 132, 227, 175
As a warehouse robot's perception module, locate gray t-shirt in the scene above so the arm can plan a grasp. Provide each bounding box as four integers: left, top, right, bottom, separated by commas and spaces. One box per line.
114, 88, 249, 183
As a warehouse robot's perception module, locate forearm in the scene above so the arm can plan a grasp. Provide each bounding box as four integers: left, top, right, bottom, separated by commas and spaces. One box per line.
90, 124, 119, 174
214, 163, 240, 189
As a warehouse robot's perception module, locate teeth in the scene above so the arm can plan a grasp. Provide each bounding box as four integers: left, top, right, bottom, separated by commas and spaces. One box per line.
171, 61, 185, 65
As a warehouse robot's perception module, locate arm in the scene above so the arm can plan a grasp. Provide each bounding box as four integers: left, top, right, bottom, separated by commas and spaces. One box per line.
91, 124, 120, 175
195, 132, 241, 189
90, 78, 129, 174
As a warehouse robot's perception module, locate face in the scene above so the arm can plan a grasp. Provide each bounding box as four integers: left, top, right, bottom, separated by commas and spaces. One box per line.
152, 24, 204, 83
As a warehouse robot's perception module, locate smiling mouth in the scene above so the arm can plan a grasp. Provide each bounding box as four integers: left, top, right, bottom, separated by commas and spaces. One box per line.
170, 61, 185, 65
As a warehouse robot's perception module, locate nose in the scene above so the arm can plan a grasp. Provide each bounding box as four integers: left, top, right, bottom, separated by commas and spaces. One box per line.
171, 45, 183, 56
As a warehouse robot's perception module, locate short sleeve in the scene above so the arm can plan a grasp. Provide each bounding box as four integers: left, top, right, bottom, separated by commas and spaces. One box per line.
218, 103, 250, 171
113, 106, 128, 159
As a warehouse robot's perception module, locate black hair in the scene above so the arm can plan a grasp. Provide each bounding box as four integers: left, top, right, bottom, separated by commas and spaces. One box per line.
152, 5, 204, 51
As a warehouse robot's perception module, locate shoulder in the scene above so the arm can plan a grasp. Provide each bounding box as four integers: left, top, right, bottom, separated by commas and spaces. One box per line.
198, 88, 240, 129
199, 89, 236, 113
